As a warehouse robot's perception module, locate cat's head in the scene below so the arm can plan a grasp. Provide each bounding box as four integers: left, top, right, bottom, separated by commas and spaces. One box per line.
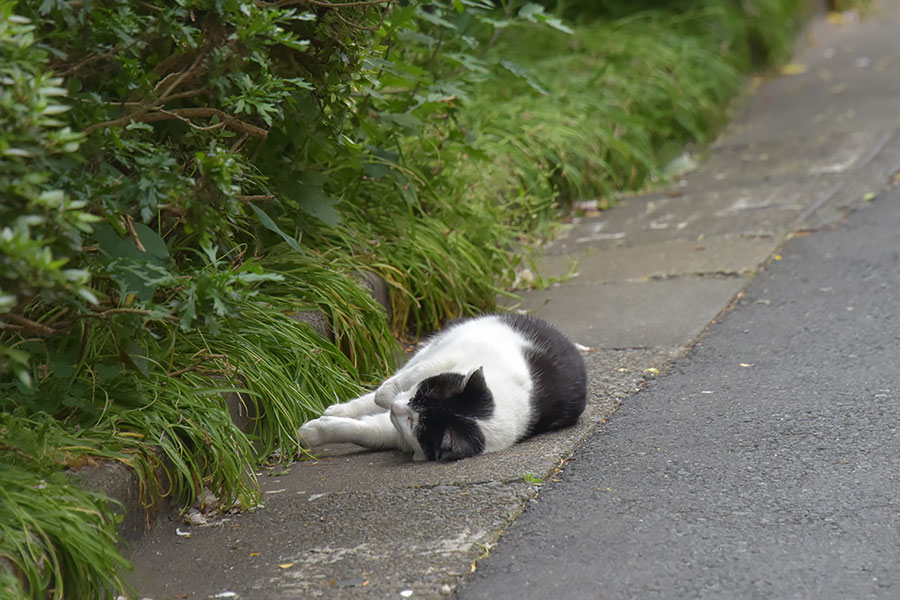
389, 367, 494, 461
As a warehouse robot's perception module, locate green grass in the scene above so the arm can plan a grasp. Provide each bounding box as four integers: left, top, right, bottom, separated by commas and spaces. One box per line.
0, 464, 129, 600
178, 301, 369, 459
0, 413, 134, 600
463, 12, 747, 207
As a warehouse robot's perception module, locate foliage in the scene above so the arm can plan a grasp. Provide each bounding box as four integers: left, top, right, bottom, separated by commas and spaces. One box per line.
0, 463, 129, 600
0, 5, 97, 384
464, 9, 745, 205
545, 0, 809, 69
0, 0, 812, 596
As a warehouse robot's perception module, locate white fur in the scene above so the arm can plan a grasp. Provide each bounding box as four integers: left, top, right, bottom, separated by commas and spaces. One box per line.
298, 315, 535, 459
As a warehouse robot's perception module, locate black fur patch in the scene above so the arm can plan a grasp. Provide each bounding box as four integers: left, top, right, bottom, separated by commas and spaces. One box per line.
409, 369, 494, 461
497, 313, 587, 436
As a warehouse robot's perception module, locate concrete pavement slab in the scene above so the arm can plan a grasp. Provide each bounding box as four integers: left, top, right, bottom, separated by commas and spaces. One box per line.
543, 178, 837, 255
512, 278, 747, 350
131, 481, 534, 600
537, 237, 781, 282
725, 93, 900, 143
681, 129, 900, 230
687, 129, 891, 187
721, 12, 900, 145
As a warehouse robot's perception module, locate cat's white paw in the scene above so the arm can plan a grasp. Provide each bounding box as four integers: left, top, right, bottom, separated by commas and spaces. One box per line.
298, 416, 339, 447
374, 383, 397, 409
322, 403, 353, 417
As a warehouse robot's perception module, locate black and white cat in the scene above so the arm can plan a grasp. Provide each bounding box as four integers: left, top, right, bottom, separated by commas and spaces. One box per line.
298, 313, 587, 461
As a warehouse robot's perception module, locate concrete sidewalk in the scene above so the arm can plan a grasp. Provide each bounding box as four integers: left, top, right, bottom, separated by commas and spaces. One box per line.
127, 4, 900, 599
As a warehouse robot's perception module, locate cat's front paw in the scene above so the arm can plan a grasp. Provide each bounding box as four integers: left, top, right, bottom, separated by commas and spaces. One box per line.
374, 383, 397, 409
322, 403, 353, 417
298, 416, 337, 448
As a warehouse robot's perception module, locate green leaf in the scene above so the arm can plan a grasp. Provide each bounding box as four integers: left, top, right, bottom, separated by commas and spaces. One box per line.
447, 52, 489, 74
501, 60, 548, 95
126, 341, 149, 376
132, 224, 169, 260
363, 162, 389, 180
297, 185, 341, 227
94, 223, 168, 265
248, 202, 304, 254
517, 3, 574, 34
416, 6, 457, 29
48, 347, 77, 379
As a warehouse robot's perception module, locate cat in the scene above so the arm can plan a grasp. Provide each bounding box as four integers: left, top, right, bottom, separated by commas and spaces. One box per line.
298, 313, 588, 461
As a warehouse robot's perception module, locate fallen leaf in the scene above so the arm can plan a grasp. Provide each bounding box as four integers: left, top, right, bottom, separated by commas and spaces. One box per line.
278, 563, 294, 569
827, 11, 844, 25
249, 552, 259, 558
781, 63, 808, 75
739, 363, 754, 368
643, 367, 660, 376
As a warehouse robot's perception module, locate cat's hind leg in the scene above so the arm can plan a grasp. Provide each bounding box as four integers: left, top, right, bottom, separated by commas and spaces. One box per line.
322, 391, 382, 418
299, 412, 404, 451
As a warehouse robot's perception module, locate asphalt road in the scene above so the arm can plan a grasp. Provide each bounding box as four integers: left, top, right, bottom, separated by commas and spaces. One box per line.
457, 188, 900, 599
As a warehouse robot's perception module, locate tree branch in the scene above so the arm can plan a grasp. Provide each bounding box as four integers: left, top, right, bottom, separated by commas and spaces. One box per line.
168, 353, 230, 378
122, 214, 146, 252
85, 106, 268, 138
273, 0, 393, 7
153, 107, 227, 132
57, 43, 130, 77
1, 314, 56, 335
238, 194, 275, 203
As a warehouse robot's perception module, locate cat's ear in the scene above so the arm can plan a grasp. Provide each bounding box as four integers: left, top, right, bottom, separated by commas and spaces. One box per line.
462, 366, 486, 393
438, 425, 482, 461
